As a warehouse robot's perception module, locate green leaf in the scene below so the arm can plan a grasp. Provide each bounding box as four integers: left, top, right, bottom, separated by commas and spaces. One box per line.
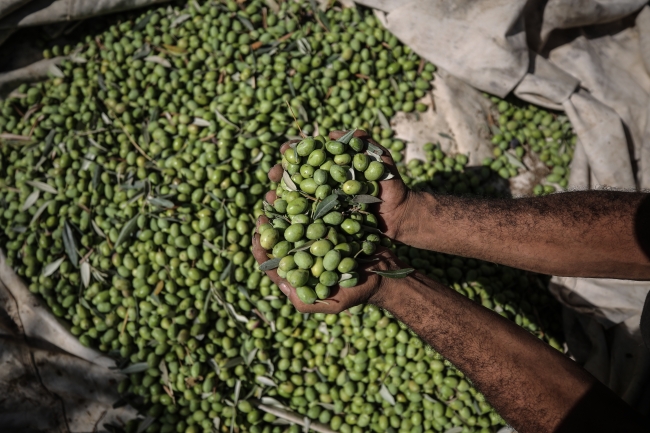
372, 268, 415, 279
113, 216, 139, 250
367, 142, 384, 156
30, 200, 52, 226
258, 258, 281, 271
21, 190, 40, 212
288, 240, 316, 253
42, 257, 65, 277
376, 108, 391, 130
149, 197, 175, 209
352, 195, 383, 204
26, 180, 57, 195
220, 261, 233, 283
337, 129, 357, 145
62, 221, 78, 268
313, 193, 339, 220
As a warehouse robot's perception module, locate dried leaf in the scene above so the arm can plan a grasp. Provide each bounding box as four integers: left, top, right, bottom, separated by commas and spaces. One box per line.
352, 195, 383, 204
162, 44, 186, 55
42, 257, 65, 277
282, 171, 298, 192
62, 221, 78, 268
372, 268, 415, 279
81, 262, 91, 287
21, 190, 40, 212
379, 384, 396, 406
144, 56, 171, 68
258, 258, 281, 271
26, 180, 57, 195
312, 193, 339, 220
337, 129, 357, 145
48, 63, 64, 78
30, 199, 52, 226
113, 216, 139, 250
264, 0, 280, 13
439, 132, 454, 140
120, 362, 149, 374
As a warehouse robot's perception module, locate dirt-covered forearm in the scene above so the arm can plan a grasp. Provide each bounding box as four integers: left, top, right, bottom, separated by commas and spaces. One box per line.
396, 190, 650, 280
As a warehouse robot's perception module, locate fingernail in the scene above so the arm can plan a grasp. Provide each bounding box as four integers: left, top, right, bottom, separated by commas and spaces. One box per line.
278, 282, 291, 297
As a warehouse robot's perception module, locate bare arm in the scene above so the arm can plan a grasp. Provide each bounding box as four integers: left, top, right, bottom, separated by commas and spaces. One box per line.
391, 190, 650, 280
372, 269, 648, 433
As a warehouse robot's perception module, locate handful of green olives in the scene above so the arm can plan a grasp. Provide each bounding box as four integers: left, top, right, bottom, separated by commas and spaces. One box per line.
258, 131, 391, 303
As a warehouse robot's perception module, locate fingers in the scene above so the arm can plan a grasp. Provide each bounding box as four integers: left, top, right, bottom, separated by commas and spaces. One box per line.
251, 232, 282, 286
280, 140, 299, 154
268, 164, 283, 183
265, 190, 277, 205
255, 215, 270, 230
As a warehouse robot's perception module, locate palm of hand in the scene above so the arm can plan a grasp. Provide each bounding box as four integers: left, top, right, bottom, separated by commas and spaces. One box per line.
253, 129, 407, 313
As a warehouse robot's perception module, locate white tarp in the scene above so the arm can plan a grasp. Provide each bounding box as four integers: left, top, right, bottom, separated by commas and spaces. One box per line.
359, 0, 650, 415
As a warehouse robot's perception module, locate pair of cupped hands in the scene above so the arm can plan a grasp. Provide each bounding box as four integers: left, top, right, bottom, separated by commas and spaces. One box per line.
252, 130, 414, 313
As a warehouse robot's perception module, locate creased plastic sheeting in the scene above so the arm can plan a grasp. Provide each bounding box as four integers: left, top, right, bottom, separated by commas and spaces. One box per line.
0, 0, 169, 29
359, 0, 650, 415
0, 251, 136, 432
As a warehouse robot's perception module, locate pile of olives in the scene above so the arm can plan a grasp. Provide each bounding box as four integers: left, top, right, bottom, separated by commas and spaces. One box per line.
0, 1, 566, 432
258, 133, 390, 304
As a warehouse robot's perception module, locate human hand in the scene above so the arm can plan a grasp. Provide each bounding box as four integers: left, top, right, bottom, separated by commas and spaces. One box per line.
264, 130, 413, 241
252, 214, 401, 313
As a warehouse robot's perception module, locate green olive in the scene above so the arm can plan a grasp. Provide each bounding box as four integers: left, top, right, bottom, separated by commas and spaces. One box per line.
286, 197, 309, 215
309, 239, 333, 257
339, 272, 359, 288
293, 251, 314, 269
342, 180, 362, 195
306, 223, 327, 240
337, 257, 358, 273
287, 269, 309, 287
284, 223, 305, 242
364, 161, 385, 181
260, 228, 280, 249
296, 286, 317, 304
323, 249, 342, 271
341, 218, 362, 235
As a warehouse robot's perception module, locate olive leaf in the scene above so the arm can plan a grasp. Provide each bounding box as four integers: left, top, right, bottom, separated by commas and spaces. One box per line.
258, 258, 281, 271
133, 43, 151, 60
220, 261, 233, 283
144, 55, 171, 68
309, 0, 330, 31
119, 362, 149, 374
288, 240, 315, 253
504, 150, 526, 170
136, 415, 155, 433
62, 221, 79, 268
223, 356, 245, 369
378, 171, 396, 181
443, 428, 462, 433
251, 152, 264, 164
282, 170, 298, 192
372, 268, 415, 278
352, 195, 383, 204
312, 193, 339, 220
264, 0, 280, 13
21, 190, 40, 212
367, 142, 384, 156
256, 375, 277, 387
376, 108, 391, 130
91, 220, 106, 239
379, 384, 396, 406
192, 117, 210, 127
339, 273, 353, 282
170, 13, 191, 28
26, 180, 57, 195
113, 215, 139, 250
439, 132, 454, 140
42, 257, 65, 277
366, 151, 382, 162
30, 200, 52, 226
336, 129, 357, 145
148, 197, 174, 209
237, 14, 255, 32
81, 261, 91, 288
